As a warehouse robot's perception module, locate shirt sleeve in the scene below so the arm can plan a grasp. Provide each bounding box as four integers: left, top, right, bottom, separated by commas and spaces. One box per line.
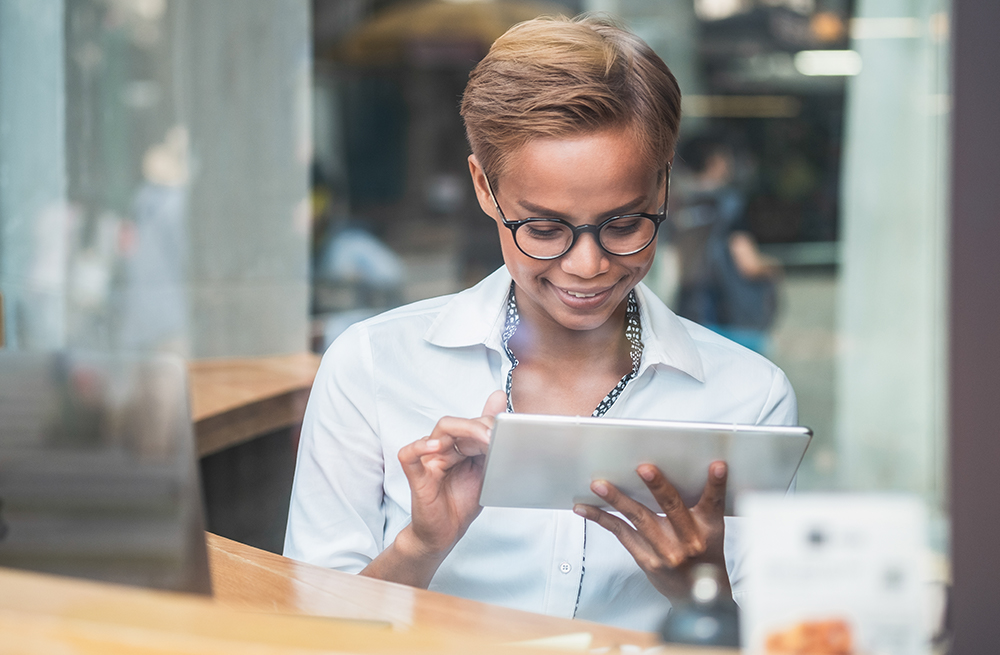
755, 365, 799, 427
283, 322, 387, 572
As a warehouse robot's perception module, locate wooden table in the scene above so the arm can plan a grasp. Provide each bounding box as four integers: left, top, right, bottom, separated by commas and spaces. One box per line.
188, 353, 321, 457
0, 534, 738, 655
206, 533, 671, 650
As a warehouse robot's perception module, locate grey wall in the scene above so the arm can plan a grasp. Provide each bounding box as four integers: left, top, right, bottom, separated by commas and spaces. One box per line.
949, 0, 1000, 647
179, 0, 310, 358
0, 0, 68, 350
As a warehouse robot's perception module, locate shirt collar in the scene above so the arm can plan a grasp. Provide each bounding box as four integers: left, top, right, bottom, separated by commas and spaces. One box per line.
632, 282, 705, 383
423, 266, 705, 383
424, 266, 512, 352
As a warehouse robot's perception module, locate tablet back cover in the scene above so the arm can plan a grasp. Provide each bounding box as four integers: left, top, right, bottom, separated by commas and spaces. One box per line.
479, 414, 811, 515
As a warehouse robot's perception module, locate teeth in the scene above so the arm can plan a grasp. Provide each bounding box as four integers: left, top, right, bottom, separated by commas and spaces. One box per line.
567, 291, 598, 298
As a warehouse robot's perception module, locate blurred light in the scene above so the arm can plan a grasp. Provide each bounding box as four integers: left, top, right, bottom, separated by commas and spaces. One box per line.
810, 11, 846, 42
694, 0, 748, 21
693, 576, 720, 603
132, 0, 166, 21
850, 17, 920, 39
682, 95, 801, 118
122, 80, 161, 109
793, 50, 862, 76
928, 12, 949, 43
760, 0, 814, 14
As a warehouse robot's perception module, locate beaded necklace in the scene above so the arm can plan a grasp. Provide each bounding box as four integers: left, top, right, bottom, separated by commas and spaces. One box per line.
500, 282, 643, 416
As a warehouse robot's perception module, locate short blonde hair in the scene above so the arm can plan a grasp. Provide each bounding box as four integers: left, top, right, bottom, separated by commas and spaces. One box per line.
460, 14, 681, 186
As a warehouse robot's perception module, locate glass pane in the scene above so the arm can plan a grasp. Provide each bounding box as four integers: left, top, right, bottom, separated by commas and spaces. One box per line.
0, 0, 311, 358
310, 0, 950, 533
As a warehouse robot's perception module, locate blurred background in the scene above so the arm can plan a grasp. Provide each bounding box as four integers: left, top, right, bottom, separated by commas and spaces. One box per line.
0, 0, 950, 552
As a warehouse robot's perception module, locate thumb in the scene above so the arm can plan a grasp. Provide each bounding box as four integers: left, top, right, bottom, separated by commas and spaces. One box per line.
481, 389, 508, 419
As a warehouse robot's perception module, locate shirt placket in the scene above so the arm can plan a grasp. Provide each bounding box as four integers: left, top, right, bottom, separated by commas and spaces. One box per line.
542, 510, 587, 618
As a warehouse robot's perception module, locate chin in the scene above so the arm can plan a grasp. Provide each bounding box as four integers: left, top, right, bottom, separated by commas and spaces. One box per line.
549, 304, 622, 332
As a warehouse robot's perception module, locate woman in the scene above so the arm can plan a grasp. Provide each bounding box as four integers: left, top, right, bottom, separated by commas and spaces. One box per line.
284, 15, 796, 632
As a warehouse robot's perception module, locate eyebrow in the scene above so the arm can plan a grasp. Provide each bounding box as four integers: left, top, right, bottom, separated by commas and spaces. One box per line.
515, 194, 650, 219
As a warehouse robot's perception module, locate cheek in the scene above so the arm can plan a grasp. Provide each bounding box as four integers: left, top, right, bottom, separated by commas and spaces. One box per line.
621, 246, 657, 280
496, 226, 520, 268
637, 250, 656, 276
497, 230, 553, 282
497, 225, 529, 268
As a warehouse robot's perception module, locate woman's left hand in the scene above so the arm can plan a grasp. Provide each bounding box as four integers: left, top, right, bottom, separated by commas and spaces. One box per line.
573, 461, 729, 604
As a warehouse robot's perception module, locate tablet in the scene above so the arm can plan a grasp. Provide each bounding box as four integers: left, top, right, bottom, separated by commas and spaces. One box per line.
479, 413, 811, 515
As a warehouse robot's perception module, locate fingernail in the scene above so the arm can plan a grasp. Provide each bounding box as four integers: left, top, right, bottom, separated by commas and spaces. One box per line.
592, 481, 609, 497
426, 439, 439, 449
714, 462, 727, 479
573, 505, 587, 517
638, 466, 655, 482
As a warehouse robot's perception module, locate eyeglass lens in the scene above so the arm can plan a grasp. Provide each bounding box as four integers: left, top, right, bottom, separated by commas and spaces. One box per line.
516, 215, 658, 258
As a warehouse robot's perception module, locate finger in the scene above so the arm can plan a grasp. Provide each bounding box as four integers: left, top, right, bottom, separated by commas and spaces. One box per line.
573, 504, 681, 570
590, 479, 665, 537
417, 434, 484, 465
429, 416, 492, 453
693, 461, 728, 518
397, 437, 440, 480
398, 437, 476, 496
475, 390, 508, 433
450, 434, 488, 459
635, 465, 700, 544
481, 390, 508, 418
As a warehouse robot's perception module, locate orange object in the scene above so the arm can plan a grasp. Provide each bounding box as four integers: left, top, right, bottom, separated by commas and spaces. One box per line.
765, 618, 853, 655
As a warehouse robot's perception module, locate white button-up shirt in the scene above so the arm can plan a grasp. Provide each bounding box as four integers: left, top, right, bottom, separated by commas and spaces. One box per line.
284, 266, 798, 632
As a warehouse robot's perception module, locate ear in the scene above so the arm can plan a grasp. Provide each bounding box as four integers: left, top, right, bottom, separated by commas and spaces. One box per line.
468, 155, 501, 223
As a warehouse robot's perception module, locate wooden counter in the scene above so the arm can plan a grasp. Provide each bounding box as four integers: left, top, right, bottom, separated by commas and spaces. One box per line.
206, 533, 667, 650
0, 533, 738, 655
188, 353, 321, 457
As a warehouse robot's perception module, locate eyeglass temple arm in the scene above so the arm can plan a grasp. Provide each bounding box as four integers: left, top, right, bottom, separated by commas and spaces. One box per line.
483, 173, 503, 216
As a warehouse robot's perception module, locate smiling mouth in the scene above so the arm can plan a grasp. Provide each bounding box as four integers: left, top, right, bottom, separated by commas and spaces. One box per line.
566, 291, 599, 299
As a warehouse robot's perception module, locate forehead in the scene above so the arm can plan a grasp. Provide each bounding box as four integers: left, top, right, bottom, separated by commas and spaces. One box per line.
496, 129, 661, 200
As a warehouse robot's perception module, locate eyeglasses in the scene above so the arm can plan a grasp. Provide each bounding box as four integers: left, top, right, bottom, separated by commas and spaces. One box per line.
485, 167, 670, 261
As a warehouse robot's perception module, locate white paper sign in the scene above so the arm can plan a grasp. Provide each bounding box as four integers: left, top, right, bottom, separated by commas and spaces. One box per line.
739, 494, 929, 655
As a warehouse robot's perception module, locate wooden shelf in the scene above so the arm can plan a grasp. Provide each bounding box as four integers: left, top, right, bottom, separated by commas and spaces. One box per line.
188, 352, 321, 457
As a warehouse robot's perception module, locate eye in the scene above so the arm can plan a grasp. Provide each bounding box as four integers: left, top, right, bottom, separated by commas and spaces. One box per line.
603, 217, 643, 235
522, 222, 568, 240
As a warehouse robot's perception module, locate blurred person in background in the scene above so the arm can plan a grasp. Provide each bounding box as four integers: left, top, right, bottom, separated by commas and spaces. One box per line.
119, 127, 190, 354
285, 15, 797, 631
311, 163, 404, 310
671, 135, 782, 355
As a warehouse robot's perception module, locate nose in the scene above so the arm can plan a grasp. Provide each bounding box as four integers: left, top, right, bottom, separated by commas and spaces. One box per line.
559, 231, 610, 279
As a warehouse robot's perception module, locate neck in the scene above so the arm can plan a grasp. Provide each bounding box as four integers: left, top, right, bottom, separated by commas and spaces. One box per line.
509, 288, 632, 368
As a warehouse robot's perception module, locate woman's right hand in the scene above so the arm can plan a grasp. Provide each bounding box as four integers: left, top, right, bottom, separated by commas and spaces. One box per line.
361, 390, 506, 587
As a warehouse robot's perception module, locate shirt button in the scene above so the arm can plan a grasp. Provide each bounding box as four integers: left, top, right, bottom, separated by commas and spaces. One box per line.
559, 562, 572, 574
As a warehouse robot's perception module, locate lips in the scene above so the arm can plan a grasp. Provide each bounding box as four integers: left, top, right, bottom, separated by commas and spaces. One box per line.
552, 283, 615, 307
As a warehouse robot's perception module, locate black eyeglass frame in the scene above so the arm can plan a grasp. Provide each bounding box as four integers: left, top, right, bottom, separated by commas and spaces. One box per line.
484, 165, 671, 261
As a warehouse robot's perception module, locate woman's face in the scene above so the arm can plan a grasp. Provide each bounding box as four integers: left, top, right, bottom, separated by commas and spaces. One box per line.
469, 128, 666, 334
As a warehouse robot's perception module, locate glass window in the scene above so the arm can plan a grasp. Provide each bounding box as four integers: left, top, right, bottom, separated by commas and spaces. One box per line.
0, 0, 951, 573
309, 0, 951, 542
